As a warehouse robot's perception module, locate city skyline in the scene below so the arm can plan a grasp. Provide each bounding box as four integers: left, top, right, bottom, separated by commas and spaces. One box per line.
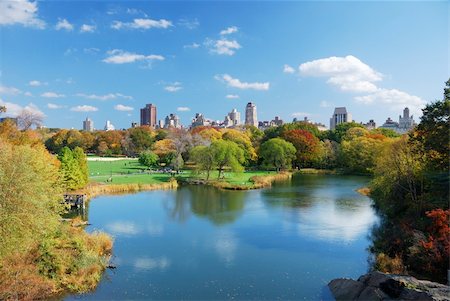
0, 1, 447, 129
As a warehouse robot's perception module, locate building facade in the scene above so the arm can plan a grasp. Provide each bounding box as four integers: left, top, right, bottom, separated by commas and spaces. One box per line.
330, 107, 352, 130
245, 102, 258, 127
83, 117, 94, 132
164, 114, 182, 128
140, 103, 157, 128
191, 113, 211, 128
104, 120, 115, 131
379, 107, 416, 134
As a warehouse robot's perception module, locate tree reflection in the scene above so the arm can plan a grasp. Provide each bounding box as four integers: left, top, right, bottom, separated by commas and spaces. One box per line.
164, 185, 246, 225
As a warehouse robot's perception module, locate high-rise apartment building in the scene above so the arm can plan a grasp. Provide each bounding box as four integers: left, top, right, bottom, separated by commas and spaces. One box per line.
164, 114, 181, 128
104, 120, 115, 131
83, 117, 94, 132
329, 107, 352, 130
140, 104, 157, 128
245, 102, 258, 127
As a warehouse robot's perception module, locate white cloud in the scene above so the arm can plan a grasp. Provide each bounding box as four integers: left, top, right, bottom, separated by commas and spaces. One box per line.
164, 82, 182, 92
0, 0, 45, 28
111, 18, 172, 30
226, 94, 239, 99
80, 24, 96, 33
24, 91, 32, 97
216, 74, 269, 91
41, 91, 65, 98
55, 18, 73, 31
283, 64, 295, 74
70, 105, 98, 112
177, 107, 190, 112
355, 88, 425, 115
29, 80, 46, 86
0, 99, 44, 117
206, 38, 241, 56
76, 92, 132, 101
0, 85, 21, 95
220, 26, 238, 35
47, 103, 64, 109
299, 55, 382, 93
178, 18, 199, 29
83, 47, 100, 54
114, 104, 134, 111
183, 42, 200, 49
103, 49, 164, 65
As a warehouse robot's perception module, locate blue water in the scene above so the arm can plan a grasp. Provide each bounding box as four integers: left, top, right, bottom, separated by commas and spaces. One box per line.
66, 174, 378, 300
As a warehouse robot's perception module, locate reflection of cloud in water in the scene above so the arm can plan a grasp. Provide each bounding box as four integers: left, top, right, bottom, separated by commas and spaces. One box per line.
214, 230, 237, 264
106, 221, 140, 236
148, 223, 164, 236
134, 257, 171, 270
290, 200, 377, 242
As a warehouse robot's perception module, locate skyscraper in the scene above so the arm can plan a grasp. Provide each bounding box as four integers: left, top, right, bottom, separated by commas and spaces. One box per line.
83, 117, 94, 132
140, 103, 157, 128
104, 120, 115, 131
329, 107, 352, 130
245, 102, 258, 127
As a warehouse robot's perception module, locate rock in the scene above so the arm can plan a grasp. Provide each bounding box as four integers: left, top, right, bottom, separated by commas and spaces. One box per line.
328, 272, 450, 301
328, 279, 365, 300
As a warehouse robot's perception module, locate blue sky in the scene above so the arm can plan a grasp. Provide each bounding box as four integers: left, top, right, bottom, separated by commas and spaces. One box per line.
0, 0, 448, 129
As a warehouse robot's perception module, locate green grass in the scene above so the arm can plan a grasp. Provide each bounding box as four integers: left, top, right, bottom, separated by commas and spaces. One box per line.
88, 159, 277, 186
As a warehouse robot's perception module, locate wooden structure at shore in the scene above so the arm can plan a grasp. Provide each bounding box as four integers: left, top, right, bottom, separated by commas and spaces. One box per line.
63, 194, 87, 210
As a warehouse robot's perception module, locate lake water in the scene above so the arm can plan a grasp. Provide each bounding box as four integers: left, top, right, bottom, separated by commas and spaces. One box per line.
66, 174, 378, 300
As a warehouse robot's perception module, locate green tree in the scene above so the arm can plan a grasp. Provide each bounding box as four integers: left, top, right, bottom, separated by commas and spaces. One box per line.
190, 145, 216, 180
211, 140, 245, 179
58, 147, 85, 190
340, 135, 387, 174
128, 127, 154, 155
139, 150, 159, 168
330, 122, 365, 142
259, 138, 296, 171
72, 147, 88, 187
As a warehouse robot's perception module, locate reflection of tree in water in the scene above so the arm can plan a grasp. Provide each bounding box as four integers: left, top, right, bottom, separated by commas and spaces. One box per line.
163, 188, 192, 223
165, 185, 246, 225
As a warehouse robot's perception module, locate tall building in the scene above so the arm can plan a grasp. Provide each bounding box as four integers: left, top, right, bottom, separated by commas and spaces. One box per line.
398, 107, 415, 131
164, 114, 181, 128
104, 120, 115, 131
140, 103, 157, 128
364, 119, 377, 130
380, 107, 416, 134
245, 102, 258, 127
191, 113, 211, 128
83, 117, 94, 132
330, 107, 352, 130
223, 108, 241, 127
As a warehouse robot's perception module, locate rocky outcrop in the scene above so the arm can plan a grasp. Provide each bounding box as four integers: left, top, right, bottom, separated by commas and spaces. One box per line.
328, 271, 450, 301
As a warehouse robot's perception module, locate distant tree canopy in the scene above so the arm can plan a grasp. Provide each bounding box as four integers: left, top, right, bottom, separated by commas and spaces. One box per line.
259, 138, 296, 171
139, 150, 159, 168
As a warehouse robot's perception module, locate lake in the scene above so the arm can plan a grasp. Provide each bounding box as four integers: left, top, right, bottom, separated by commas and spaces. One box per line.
66, 174, 378, 300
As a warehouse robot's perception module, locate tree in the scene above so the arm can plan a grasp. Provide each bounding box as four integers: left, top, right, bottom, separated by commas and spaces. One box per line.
259, 138, 296, 171
329, 122, 365, 142
222, 129, 257, 164
152, 139, 176, 165
17, 109, 44, 130
0, 106, 6, 113
210, 140, 245, 179
190, 145, 216, 180
340, 135, 387, 174
139, 151, 159, 168
58, 147, 86, 190
127, 127, 154, 155
282, 129, 320, 167
72, 147, 89, 187
0, 140, 62, 258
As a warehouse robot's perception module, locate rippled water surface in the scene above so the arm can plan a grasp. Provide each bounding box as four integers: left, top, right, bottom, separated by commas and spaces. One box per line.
66, 174, 378, 300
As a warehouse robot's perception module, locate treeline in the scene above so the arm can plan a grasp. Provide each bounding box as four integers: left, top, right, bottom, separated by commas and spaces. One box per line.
0, 120, 112, 299
42, 117, 400, 175
368, 80, 449, 284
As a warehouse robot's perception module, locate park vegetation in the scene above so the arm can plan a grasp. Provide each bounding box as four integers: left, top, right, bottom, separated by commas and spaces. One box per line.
0, 119, 112, 299
1, 80, 449, 287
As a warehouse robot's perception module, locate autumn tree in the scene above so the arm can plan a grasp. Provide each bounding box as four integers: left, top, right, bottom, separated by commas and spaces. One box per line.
259, 138, 296, 171
221, 129, 257, 164
17, 108, 44, 130
282, 129, 321, 168
58, 147, 87, 190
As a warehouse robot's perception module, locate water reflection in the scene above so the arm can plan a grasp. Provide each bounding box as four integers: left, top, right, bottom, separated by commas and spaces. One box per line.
165, 185, 246, 225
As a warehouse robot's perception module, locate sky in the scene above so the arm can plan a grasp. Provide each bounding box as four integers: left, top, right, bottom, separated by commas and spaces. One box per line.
0, 0, 448, 130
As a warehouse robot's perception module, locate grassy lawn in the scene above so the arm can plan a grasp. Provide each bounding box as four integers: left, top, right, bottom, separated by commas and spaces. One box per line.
88, 158, 276, 186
